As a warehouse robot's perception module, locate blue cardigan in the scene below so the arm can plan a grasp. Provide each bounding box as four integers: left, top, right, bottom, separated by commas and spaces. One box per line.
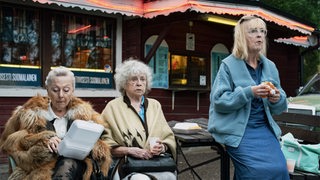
208, 54, 287, 147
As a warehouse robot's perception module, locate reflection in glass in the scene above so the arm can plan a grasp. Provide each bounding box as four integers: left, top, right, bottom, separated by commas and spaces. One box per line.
51, 15, 114, 71
1, 6, 40, 66
170, 55, 187, 85
189, 56, 206, 86
169, 54, 207, 88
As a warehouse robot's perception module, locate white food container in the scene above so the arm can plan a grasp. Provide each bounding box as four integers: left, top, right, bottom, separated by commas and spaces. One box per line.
58, 120, 104, 160
172, 122, 202, 134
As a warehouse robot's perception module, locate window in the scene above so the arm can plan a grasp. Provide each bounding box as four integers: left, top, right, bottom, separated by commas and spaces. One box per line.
50, 14, 115, 89
145, 36, 169, 89
169, 54, 208, 89
0, 6, 40, 66
211, 43, 229, 85
0, 4, 116, 89
51, 14, 114, 71
170, 54, 188, 85
0, 6, 41, 87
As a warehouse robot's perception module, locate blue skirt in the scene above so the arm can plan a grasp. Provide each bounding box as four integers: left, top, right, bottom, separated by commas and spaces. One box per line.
226, 124, 290, 180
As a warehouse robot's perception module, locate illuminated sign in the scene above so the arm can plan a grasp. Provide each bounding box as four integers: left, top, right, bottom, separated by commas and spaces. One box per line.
73, 71, 113, 89
0, 67, 113, 89
0, 67, 41, 86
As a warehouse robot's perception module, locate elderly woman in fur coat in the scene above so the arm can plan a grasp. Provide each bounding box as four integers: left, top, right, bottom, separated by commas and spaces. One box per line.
0, 66, 111, 179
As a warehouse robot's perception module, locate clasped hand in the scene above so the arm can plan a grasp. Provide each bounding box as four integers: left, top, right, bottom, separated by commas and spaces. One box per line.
252, 84, 280, 103
128, 140, 165, 160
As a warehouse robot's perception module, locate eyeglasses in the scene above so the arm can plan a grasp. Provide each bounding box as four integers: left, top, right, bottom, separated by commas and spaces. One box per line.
247, 28, 267, 36
128, 76, 146, 85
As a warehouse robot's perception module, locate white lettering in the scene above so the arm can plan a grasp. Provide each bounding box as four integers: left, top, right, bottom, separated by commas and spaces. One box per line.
75, 76, 90, 83
75, 76, 110, 85
101, 78, 109, 84
89, 77, 109, 84
12, 74, 26, 81
11, 73, 37, 81
0, 73, 12, 81
26, 74, 37, 81
90, 77, 101, 84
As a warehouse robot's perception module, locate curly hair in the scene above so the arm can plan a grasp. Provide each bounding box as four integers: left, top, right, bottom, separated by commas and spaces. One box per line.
114, 58, 153, 96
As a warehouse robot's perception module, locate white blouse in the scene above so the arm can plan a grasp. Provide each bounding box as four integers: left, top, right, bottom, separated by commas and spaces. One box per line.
48, 105, 68, 139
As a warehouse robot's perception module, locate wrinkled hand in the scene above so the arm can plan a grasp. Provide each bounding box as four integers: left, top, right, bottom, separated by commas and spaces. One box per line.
252, 84, 270, 98
127, 147, 152, 160
150, 140, 165, 156
47, 136, 61, 154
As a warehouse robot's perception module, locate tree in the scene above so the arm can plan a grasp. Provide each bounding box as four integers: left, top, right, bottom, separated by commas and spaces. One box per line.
261, 0, 320, 83
261, 0, 320, 28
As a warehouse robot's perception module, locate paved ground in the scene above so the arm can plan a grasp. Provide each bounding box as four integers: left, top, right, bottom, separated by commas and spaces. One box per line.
0, 146, 234, 180
177, 146, 234, 180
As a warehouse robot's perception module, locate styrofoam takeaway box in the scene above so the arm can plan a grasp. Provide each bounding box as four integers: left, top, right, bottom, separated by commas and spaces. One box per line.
58, 120, 104, 160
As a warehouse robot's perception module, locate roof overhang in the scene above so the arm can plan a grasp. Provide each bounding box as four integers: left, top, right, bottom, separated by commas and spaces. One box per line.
30, 0, 317, 47
143, 0, 314, 35
275, 36, 314, 48
32, 0, 144, 16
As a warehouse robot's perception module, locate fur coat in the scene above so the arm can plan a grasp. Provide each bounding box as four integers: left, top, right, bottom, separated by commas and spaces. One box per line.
0, 95, 111, 180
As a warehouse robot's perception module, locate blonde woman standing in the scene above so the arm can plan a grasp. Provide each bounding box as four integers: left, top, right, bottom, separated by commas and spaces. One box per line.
208, 15, 289, 179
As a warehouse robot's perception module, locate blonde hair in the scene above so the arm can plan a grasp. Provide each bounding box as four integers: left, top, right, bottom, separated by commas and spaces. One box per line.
232, 15, 267, 60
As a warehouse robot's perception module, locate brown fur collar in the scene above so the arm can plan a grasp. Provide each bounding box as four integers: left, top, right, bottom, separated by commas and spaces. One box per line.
0, 94, 111, 180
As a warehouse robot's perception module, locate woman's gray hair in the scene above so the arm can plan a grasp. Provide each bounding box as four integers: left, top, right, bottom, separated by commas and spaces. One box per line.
45, 66, 75, 88
114, 58, 153, 96
232, 15, 267, 60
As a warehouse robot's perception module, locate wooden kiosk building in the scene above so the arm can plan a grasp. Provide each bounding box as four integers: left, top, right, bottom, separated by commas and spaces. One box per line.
0, 0, 318, 163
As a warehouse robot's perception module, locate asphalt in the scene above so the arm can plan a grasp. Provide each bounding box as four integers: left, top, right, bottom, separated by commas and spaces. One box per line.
0, 146, 234, 180
177, 146, 234, 180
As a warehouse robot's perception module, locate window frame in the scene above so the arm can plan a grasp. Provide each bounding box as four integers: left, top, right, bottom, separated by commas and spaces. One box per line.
0, 2, 122, 97
168, 52, 210, 90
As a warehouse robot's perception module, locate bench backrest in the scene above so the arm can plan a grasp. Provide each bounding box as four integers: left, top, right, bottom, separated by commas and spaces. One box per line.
273, 112, 320, 144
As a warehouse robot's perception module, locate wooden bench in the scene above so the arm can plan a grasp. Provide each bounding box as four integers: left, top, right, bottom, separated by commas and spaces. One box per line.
273, 112, 320, 180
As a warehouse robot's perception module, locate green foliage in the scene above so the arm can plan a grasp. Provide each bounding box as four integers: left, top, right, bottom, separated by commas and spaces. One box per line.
303, 51, 320, 82
261, 0, 320, 28
261, 0, 320, 84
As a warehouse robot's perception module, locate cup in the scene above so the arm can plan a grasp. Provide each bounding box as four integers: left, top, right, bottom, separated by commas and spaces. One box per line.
286, 159, 296, 173
149, 137, 160, 149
